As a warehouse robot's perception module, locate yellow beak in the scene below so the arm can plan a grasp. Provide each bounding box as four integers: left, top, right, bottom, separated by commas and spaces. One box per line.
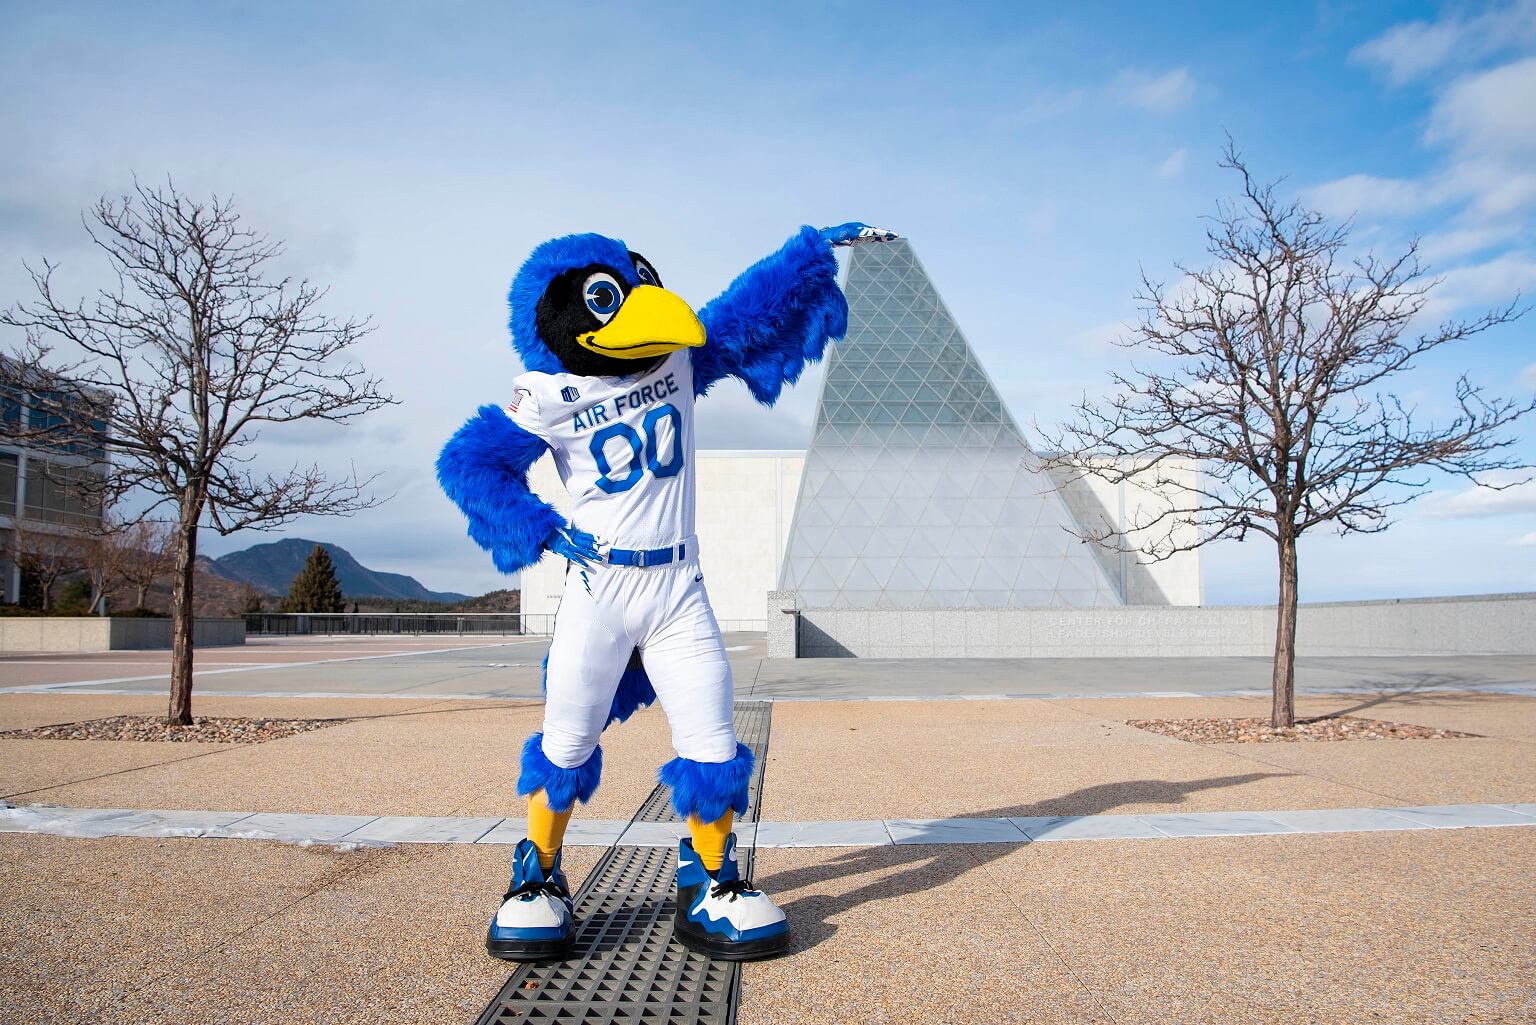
576, 284, 706, 360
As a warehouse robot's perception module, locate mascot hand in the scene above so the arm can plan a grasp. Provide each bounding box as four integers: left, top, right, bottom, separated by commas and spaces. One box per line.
819, 222, 898, 247
545, 526, 602, 566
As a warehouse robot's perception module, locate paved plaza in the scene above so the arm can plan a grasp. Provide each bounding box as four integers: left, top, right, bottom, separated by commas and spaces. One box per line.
3, 632, 1533, 701
1, 637, 1534, 1023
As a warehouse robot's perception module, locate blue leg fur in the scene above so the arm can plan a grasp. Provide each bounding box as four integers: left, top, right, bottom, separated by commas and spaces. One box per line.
538, 652, 656, 729
609, 650, 657, 727
517, 733, 602, 813
659, 743, 754, 822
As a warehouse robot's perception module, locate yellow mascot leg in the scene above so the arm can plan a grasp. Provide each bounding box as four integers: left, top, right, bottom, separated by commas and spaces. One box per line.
527, 789, 573, 870
687, 810, 734, 874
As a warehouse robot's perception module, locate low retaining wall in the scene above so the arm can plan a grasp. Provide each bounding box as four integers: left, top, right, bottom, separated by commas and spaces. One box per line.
768, 593, 1536, 659
0, 617, 246, 652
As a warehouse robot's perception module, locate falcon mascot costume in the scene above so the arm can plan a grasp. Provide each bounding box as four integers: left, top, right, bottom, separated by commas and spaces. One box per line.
438, 221, 895, 961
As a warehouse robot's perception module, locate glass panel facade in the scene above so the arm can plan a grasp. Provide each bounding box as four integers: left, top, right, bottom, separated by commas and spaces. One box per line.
0, 453, 15, 518
779, 239, 1124, 608
22, 459, 102, 526
0, 387, 21, 435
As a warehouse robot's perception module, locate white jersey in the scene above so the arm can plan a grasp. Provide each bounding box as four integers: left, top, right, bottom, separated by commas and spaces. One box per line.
507, 349, 695, 549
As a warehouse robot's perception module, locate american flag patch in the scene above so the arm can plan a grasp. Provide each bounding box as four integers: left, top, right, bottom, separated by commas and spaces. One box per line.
507, 387, 532, 413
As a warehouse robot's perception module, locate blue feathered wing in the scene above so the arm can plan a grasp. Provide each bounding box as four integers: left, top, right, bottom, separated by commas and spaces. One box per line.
692, 225, 848, 405
436, 404, 563, 575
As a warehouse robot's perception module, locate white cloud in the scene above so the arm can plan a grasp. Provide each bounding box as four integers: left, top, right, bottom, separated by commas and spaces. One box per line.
1113, 68, 1196, 114
1304, 172, 1437, 220
1423, 55, 1536, 221
1419, 252, 1536, 319
1422, 473, 1536, 518
1156, 148, 1187, 178
1418, 222, 1522, 262
1512, 530, 1536, 545
1429, 56, 1536, 156
1313, 23, 1536, 319
1520, 363, 1536, 391
1351, 1, 1536, 85
1326, 23, 1536, 232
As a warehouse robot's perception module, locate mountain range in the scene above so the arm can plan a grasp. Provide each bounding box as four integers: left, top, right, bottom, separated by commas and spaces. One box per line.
210, 539, 469, 604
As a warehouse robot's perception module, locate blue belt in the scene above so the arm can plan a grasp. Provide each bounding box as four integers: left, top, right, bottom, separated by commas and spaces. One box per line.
605, 542, 687, 567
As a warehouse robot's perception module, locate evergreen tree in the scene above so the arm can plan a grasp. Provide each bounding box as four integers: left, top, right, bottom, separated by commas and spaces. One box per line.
280, 545, 346, 613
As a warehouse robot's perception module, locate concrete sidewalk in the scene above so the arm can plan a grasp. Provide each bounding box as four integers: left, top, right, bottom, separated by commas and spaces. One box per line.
1, 686, 1532, 1024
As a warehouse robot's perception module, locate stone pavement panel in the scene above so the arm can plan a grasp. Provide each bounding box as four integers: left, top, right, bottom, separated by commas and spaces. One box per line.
0, 833, 381, 1024
0, 693, 168, 730
1318, 691, 1536, 741
742, 844, 1107, 1025
0, 834, 603, 1025
1013, 829, 1536, 1023
762, 699, 1389, 821
1210, 735, 1536, 807
6, 701, 547, 816
0, 738, 237, 800
0, 692, 454, 731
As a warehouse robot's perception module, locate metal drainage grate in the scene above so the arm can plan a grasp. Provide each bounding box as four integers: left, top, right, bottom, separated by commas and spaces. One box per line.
476, 700, 773, 1025
632, 700, 771, 826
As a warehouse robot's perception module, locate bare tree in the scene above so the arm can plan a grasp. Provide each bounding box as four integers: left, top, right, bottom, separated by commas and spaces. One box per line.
14, 524, 83, 612
1044, 144, 1532, 727
79, 511, 144, 614
116, 518, 177, 609
1, 181, 394, 723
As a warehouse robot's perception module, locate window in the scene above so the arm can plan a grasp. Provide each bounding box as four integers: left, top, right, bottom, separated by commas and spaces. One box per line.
0, 453, 15, 517
24, 389, 109, 458
22, 460, 102, 526
0, 387, 20, 438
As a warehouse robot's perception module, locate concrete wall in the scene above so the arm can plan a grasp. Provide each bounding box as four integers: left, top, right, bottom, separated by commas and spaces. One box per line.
0, 617, 246, 652
522, 451, 804, 629
1047, 458, 1203, 606
768, 593, 1536, 659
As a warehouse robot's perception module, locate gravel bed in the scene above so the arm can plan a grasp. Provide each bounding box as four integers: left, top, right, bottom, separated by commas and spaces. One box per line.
1126, 715, 1479, 744
0, 715, 351, 745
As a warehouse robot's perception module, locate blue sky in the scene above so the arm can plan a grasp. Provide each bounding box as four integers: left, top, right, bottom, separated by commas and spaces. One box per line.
2, 1, 1533, 602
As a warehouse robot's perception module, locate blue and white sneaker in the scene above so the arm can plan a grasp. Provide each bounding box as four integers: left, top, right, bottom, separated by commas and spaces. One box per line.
818, 222, 899, 247
674, 833, 789, 960
486, 838, 575, 961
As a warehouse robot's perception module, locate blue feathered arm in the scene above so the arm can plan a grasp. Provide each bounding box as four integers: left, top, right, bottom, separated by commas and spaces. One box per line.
436, 404, 563, 575
692, 225, 849, 405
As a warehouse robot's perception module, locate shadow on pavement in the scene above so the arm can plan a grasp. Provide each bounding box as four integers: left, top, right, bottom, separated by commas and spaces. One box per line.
1304, 674, 1511, 722
755, 772, 1285, 955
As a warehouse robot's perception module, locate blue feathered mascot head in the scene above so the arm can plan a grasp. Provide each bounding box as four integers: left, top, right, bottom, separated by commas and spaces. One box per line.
507, 233, 704, 379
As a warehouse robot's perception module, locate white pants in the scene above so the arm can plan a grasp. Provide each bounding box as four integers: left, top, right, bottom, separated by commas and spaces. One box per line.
541, 543, 737, 769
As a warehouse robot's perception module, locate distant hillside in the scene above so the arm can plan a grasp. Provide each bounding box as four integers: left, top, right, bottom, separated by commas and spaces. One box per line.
211, 539, 470, 604
351, 590, 519, 614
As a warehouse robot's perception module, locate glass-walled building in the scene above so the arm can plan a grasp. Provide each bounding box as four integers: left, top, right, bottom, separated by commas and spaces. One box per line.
0, 381, 110, 604
779, 239, 1132, 608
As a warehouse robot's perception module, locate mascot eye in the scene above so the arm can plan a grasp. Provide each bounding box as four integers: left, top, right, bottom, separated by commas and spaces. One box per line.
634, 259, 661, 287
583, 272, 626, 322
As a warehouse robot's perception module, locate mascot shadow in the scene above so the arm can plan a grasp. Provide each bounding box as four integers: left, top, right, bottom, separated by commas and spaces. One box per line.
754, 772, 1286, 954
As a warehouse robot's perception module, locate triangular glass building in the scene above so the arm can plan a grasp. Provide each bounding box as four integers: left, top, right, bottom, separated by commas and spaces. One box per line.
778, 239, 1125, 608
